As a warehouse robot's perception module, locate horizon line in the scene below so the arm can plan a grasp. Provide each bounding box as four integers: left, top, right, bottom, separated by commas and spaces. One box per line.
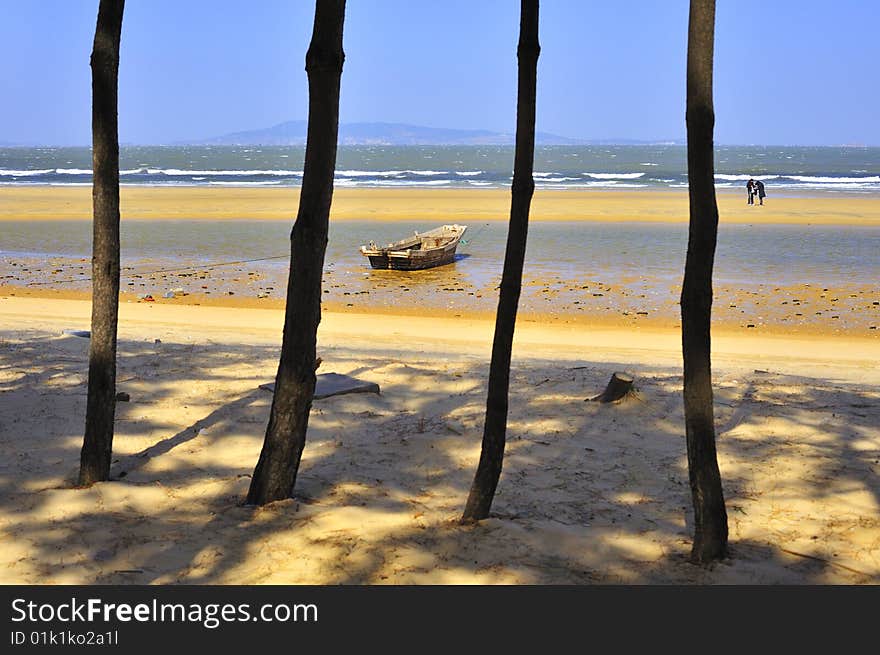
2, 142, 876, 149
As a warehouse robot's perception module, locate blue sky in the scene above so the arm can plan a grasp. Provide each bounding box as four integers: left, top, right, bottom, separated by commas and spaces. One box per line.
1, 0, 877, 146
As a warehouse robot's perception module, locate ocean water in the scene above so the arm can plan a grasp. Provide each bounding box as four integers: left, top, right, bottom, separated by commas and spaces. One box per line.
1, 145, 879, 194
2, 219, 877, 285
3, 218, 878, 292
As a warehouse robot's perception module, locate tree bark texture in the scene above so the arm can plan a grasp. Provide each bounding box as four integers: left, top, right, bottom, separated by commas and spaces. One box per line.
462, 0, 540, 522
681, 0, 728, 563
79, 0, 125, 486
589, 372, 634, 403
247, 0, 345, 505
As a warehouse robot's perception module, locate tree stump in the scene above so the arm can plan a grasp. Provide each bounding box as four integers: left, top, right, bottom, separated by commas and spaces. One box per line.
589, 372, 635, 403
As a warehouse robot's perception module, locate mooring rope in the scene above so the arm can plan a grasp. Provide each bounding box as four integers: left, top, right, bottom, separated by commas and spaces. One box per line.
459, 222, 490, 248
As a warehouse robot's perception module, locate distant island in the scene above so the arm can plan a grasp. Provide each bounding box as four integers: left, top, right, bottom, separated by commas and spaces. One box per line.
184, 120, 684, 147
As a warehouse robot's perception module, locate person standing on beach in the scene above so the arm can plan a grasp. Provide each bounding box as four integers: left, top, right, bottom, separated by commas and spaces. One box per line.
746, 178, 755, 205
755, 179, 766, 205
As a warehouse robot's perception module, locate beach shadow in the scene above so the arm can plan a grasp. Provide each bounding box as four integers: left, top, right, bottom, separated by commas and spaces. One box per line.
109, 388, 265, 480
1, 327, 878, 584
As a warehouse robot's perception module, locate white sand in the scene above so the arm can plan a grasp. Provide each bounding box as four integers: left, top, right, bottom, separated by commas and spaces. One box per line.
1, 297, 878, 583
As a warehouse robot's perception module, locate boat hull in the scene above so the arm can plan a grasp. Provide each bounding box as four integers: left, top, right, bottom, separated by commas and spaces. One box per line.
387, 247, 457, 270
360, 224, 467, 271
366, 255, 390, 269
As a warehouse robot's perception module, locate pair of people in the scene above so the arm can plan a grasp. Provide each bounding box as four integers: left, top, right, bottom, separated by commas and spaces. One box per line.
747, 178, 766, 205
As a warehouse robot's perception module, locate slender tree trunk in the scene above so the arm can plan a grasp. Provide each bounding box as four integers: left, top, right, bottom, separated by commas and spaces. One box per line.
247, 0, 345, 505
79, 0, 125, 486
462, 0, 540, 522
681, 0, 728, 563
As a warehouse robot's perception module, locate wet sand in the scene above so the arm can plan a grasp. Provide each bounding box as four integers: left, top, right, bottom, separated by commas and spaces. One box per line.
3, 279, 878, 338
2, 186, 878, 336
2, 185, 880, 225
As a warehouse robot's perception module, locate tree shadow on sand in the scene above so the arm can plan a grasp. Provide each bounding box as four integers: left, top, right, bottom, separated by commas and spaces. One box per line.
0, 328, 877, 584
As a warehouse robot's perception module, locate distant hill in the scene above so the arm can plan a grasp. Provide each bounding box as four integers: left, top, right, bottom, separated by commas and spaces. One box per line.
0, 124, 685, 147
187, 121, 679, 146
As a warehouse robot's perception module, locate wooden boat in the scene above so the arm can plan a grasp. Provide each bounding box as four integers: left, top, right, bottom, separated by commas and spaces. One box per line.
359, 224, 467, 270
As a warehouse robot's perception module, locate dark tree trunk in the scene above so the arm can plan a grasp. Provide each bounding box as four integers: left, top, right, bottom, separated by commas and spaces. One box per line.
681, 0, 728, 563
589, 372, 634, 403
247, 0, 345, 505
462, 0, 540, 522
79, 0, 125, 486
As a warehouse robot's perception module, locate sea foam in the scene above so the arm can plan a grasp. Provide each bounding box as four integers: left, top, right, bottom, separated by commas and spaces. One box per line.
715, 174, 780, 181
145, 168, 303, 176
583, 172, 645, 179
788, 175, 880, 184
0, 169, 54, 176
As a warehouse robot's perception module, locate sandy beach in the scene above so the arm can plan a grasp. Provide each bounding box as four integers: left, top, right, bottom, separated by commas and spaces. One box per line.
3, 186, 879, 337
2, 185, 879, 584
1, 296, 878, 584
3, 185, 880, 225
5, 0, 879, 611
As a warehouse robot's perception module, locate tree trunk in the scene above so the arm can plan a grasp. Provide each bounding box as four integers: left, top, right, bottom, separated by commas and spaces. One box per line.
79, 0, 125, 486
462, 0, 539, 522
589, 372, 634, 403
681, 0, 728, 563
247, 0, 346, 505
